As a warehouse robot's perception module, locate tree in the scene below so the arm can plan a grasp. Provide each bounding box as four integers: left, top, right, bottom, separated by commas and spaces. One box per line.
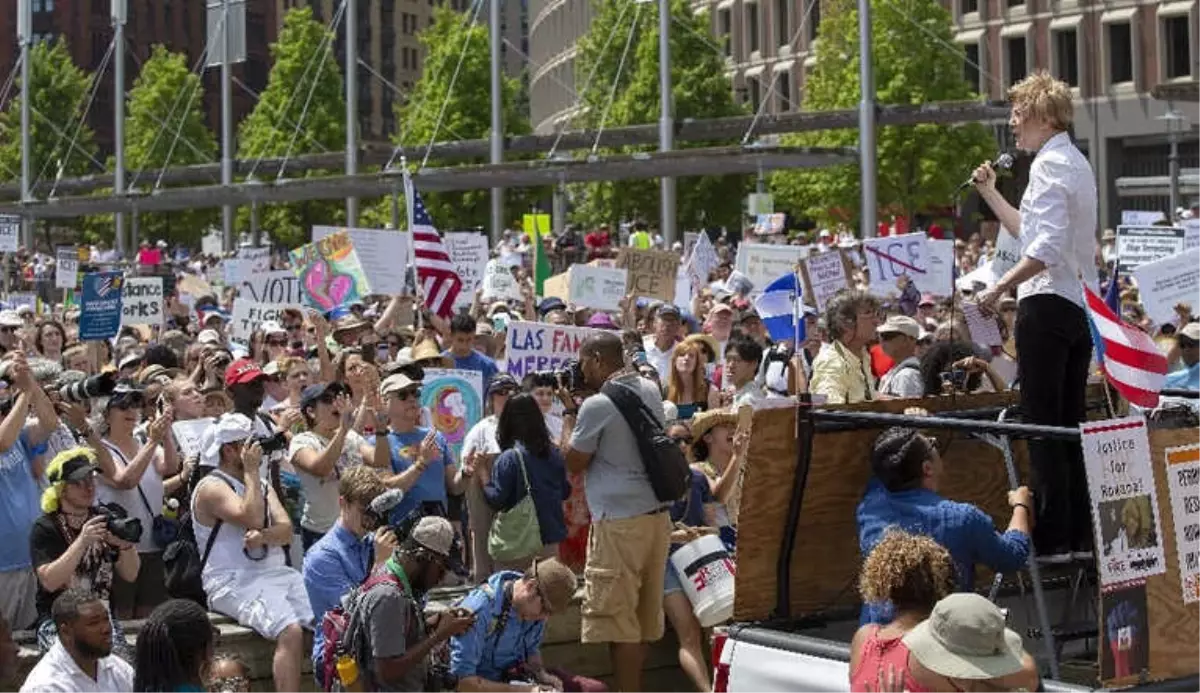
375, 5, 533, 230
571, 0, 748, 232
120, 45, 219, 246
0, 39, 99, 192
770, 0, 995, 229
237, 6, 346, 247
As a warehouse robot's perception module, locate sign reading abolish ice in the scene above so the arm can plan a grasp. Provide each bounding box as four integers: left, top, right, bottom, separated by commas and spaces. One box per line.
1082, 417, 1168, 588
291, 231, 372, 312
505, 321, 597, 378
1164, 444, 1199, 604
862, 233, 935, 296
78, 272, 125, 341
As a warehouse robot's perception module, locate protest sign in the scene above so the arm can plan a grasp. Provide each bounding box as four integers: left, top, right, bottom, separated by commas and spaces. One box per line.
445, 233, 489, 310
991, 230, 1022, 277
862, 233, 932, 296
617, 248, 680, 302
121, 277, 164, 326
178, 274, 212, 299
1183, 218, 1200, 252
1099, 582, 1151, 683
505, 321, 597, 379
753, 213, 786, 236
542, 272, 570, 302
291, 230, 372, 312
568, 264, 626, 312
78, 272, 125, 340
240, 270, 303, 308
736, 243, 807, 293
223, 259, 255, 287
229, 298, 289, 341
1082, 417, 1168, 588
236, 246, 271, 274
683, 231, 699, 260
685, 232, 719, 293
312, 226, 411, 296
1164, 444, 1199, 604
1131, 248, 1200, 326
0, 214, 19, 253
800, 250, 850, 311
5, 293, 37, 313
674, 267, 691, 310
56, 246, 79, 290
172, 418, 215, 459
925, 239, 956, 296
1121, 210, 1166, 226
201, 232, 223, 257
418, 368, 483, 465
522, 213, 551, 239
1116, 225, 1186, 272
481, 259, 522, 301
962, 301, 1003, 347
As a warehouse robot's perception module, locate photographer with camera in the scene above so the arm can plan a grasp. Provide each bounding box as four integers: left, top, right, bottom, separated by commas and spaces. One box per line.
303, 466, 398, 681
98, 383, 179, 619
918, 342, 1007, 397
30, 448, 140, 653
560, 332, 672, 693
192, 413, 310, 693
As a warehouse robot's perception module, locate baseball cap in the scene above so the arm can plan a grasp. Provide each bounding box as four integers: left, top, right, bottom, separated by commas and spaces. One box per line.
486, 373, 520, 397
261, 320, 287, 336
709, 302, 735, 316
656, 304, 681, 320
225, 358, 266, 387
877, 315, 921, 340
918, 293, 936, 308
46, 450, 100, 485
200, 413, 256, 467
585, 312, 617, 329
197, 329, 223, 346
262, 360, 281, 377
411, 516, 455, 558
529, 557, 578, 614
538, 297, 566, 316
380, 372, 421, 397
300, 382, 345, 411
1180, 322, 1200, 342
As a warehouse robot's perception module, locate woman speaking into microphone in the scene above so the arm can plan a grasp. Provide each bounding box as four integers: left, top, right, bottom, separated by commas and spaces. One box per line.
970, 71, 1099, 560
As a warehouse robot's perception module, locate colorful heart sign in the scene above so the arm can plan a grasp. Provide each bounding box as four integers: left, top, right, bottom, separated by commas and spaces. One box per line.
290, 230, 372, 311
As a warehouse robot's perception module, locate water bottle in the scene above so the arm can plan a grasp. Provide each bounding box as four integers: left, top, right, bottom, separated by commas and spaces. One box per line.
336, 647, 361, 692
162, 498, 180, 520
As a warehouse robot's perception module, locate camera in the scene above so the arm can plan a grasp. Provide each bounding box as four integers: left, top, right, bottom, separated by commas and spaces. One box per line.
255, 431, 289, 455
532, 359, 584, 393
940, 368, 968, 391
95, 502, 144, 544
59, 371, 118, 404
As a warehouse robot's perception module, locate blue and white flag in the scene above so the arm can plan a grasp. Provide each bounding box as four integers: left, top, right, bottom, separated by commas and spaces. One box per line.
753, 272, 806, 345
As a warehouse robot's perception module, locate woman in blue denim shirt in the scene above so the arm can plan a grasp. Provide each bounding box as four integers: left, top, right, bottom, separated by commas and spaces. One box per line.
856, 426, 1033, 624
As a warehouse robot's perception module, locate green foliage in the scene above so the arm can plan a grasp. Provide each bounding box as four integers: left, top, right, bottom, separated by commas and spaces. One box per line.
237, 6, 346, 246
571, 0, 748, 232
378, 5, 534, 230
770, 0, 995, 227
0, 39, 99, 185
119, 45, 219, 246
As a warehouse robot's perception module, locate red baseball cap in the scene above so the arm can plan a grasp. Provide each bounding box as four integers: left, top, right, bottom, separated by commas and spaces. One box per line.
224, 358, 266, 388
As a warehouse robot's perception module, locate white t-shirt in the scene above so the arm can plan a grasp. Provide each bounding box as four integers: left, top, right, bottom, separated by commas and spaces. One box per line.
461, 416, 500, 458
288, 429, 368, 533
98, 437, 165, 554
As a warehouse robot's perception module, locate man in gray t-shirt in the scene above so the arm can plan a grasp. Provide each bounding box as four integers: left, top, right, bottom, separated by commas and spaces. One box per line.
562, 332, 672, 693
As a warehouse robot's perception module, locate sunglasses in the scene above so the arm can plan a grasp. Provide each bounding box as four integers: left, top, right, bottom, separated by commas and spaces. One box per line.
670, 435, 692, 445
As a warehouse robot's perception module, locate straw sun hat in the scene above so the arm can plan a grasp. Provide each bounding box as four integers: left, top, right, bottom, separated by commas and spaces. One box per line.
902, 593, 1026, 681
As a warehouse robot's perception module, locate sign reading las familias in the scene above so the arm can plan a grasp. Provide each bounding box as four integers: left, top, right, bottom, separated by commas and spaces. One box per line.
617, 248, 679, 302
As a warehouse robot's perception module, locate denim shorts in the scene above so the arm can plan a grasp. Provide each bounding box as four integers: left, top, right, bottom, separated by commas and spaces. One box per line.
664, 559, 684, 595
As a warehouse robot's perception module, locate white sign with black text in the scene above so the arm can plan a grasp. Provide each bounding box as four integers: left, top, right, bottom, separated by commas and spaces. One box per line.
1164, 444, 1199, 604
240, 270, 303, 308
56, 247, 79, 290
121, 277, 165, 326
1116, 226, 1186, 272
862, 233, 933, 296
568, 264, 627, 312
1131, 248, 1200, 326
230, 298, 289, 341
445, 233, 490, 310
0, 215, 19, 253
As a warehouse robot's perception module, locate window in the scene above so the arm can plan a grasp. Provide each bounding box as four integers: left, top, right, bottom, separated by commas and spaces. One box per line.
1053, 29, 1079, 87
747, 2, 759, 53
776, 0, 789, 47
1107, 22, 1133, 83
960, 0, 978, 14
963, 42, 981, 90
31, 0, 42, 12
777, 71, 791, 110
1007, 0, 1024, 7
1005, 37, 1027, 85
45, 0, 53, 11
1162, 15, 1193, 79
718, 9, 731, 56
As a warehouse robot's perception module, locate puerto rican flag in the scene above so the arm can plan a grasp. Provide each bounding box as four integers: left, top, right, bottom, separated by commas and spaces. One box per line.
409, 190, 462, 319
1083, 283, 1168, 408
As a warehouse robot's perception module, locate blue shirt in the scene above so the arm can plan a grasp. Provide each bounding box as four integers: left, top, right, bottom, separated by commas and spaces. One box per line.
856, 477, 1029, 623
1164, 362, 1199, 391
483, 443, 570, 546
303, 522, 372, 667
1, 432, 40, 572
387, 428, 453, 524
445, 349, 499, 385
670, 468, 713, 529
449, 571, 545, 681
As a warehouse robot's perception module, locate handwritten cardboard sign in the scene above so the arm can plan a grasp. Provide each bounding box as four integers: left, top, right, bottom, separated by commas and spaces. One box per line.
121, 277, 164, 326
617, 248, 680, 302
800, 250, 850, 311
241, 270, 303, 308
290, 230, 372, 312
482, 259, 522, 301
505, 321, 598, 379
568, 264, 627, 312
862, 233, 932, 297
445, 232, 489, 310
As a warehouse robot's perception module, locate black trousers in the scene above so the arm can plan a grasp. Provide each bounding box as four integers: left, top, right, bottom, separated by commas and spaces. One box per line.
1015, 293, 1094, 553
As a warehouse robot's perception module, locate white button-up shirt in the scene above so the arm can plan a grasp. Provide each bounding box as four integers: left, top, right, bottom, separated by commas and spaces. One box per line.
19, 640, 135, 693
1015, 131, 1099, 308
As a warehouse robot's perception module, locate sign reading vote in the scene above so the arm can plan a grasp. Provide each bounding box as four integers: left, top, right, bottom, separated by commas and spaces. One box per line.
568, 265, 626, 312
121, 277, 164, 326
505, 321, 598, 378
617, 248, 680, 302
240, 270, 302, 307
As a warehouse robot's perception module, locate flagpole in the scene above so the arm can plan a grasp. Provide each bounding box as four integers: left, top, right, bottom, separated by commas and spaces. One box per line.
401, 158, 423, 333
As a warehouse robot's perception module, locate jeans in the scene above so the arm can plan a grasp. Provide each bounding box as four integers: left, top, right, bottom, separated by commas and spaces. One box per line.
1015, 293, 1094, 553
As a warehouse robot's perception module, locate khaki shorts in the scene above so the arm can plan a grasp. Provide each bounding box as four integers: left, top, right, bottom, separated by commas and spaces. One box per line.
580, 510, 671, 644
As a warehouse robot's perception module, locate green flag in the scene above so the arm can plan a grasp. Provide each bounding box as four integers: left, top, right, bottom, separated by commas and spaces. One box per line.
533, 217, 552, 296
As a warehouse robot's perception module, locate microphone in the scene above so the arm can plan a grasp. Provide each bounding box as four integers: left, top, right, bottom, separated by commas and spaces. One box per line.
369, 488, 406, 517
958, 152, 1015, 192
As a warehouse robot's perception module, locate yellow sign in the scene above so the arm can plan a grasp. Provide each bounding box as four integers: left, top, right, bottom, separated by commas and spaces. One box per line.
522, 214, 551, 240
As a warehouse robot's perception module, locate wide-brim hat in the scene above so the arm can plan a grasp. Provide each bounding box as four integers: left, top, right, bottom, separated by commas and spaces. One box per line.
690, 408, 738, 443
682, 334, 720, 363
409, 339, 453, 368
902, 593, 1027, 681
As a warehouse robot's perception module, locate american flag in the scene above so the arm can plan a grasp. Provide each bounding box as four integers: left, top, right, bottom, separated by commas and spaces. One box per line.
1083, 282, 1168, 408
410, 190, 463, 318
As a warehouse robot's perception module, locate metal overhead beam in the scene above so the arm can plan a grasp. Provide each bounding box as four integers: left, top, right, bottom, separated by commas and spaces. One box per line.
0, 146, 855, 219
0, 101, 1008, 200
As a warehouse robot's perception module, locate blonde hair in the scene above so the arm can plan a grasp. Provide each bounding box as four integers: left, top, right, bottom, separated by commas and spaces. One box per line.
666, 340, 709, 404
859, 529, 956, 612
339, 466, 387, 506
1007, 70, 1073, 131
41, 447, 99, 513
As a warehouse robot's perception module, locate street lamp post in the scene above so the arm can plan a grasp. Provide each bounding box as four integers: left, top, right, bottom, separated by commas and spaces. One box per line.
1158, 109, 1185, 218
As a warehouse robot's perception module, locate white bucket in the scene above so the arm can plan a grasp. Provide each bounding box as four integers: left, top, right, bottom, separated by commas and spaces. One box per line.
670, 534, 736, 628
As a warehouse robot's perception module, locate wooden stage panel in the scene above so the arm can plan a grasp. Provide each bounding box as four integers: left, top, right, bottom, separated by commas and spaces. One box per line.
734, 391, 1032, 622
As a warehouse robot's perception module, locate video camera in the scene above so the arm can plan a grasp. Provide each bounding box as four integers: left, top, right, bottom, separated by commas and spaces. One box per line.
531, 359, 584, 393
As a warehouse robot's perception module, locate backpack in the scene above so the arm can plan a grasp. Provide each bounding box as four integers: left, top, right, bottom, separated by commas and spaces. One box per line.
601, 380, 691, 503
317, 570, 404, 692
